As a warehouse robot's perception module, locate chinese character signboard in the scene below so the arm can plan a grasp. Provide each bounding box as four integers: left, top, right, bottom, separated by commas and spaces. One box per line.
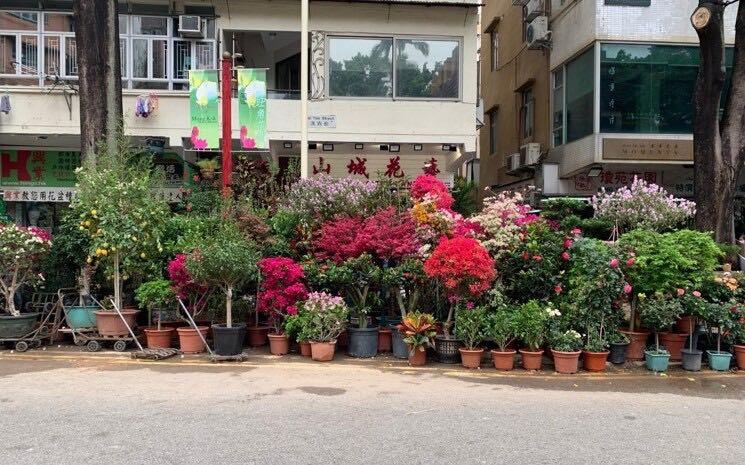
237, 69, 268, 150
0, 150, 80, 187
310, 153, 451, 185
602, 138, 693, 162
189, 70, 220, 149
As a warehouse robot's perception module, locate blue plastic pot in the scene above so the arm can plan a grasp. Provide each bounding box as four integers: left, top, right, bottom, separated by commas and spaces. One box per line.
707, 350, 733, 371
65, 306, 98, 329
645, 350, 670, 372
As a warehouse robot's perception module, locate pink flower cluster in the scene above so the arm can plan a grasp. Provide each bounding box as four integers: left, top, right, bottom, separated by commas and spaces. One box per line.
168, 254, 206, 299
257, 258, 308, 320
411, 175, 454, 210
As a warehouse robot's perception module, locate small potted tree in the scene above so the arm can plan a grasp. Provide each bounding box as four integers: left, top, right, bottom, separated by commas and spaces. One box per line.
397, 311, 437, 366
731, 304, 745, 370
284, 309, 313, 356
705, 301, 734, 371
639, 292, 683, 372
302, 291, 349, 362
607, 330, 630, 364
514, 300, 551, 370
551, 329, 584, 374
680, 291, 706, 371
135, 278, 176, 349
455, 303, 487, 369
382, 258, 426, 359
257, 257, 308, 356
484, 287, 517, 371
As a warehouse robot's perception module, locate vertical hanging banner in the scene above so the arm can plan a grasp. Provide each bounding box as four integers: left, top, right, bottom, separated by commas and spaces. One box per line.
189, 70, 220, 150
237, 69, 268, 150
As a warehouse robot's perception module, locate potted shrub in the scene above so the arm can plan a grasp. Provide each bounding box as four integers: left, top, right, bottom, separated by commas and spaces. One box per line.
135, 279, 176, 349
0, 225, 51, 338
455, 304, 487, 369
196, 158, 219, 180
731, 304, 745, 370
660, 291, 691, 362
383, 258, 426, 359
302, 292, 349, 362
397, 311, 437, 366
583, 327, 610, 372
705, 301, 734, 371
187, 223, 260, 356
639, 293, 682, 372
551, 329, 583, 374
514, 300, 551, 370
167, 253, 213, 348
257, 257, 308, 356
607, 330, 630, 365
680, 291, 706, 371
484, 288, 517, 371
284, 310, 313, 356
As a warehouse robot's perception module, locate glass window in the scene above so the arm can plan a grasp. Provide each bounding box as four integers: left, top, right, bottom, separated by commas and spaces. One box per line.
64, 37, 77, 76
43, 13, 74, 33
0, 11, 38, 31
491, 30, 498, 71
152, 39, 167, 79
173, 40, 191, 80
329, 37, 392, 97
118, 15, 128, 34
43, 36, 61, 76
552, 70, 564, 147
489, 108, 498, 155
395, 38, 459, 99
195, 41, 214, 69
20, 35, 38, 75
565, 48, 594, 142
0, 35, 17, 74
132, 16, 167, 36
132, 38, 147, 78
520, 87, 534, 139
120, 38, 127, 77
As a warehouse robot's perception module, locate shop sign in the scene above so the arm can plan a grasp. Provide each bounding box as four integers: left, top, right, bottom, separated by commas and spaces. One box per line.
311, 153, 448, 182
603, 138, 693, 162
308, 115, 337, 129
2, 187, 186, 204
189, 70, 220, 149
237, 69, 268, 150
573, 170, 661, 193
0, 150, 80, 187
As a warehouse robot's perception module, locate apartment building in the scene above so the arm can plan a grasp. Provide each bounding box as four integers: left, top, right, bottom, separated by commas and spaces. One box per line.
0, 0, 479, 229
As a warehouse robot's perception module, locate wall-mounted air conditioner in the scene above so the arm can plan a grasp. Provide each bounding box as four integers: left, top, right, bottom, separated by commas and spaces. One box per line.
526, 16, 550, 50
509, 153, 521, 171
178, 15, 203, 38
520, 143, 541, 166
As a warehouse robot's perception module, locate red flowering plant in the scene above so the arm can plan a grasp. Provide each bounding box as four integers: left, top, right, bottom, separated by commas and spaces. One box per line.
313, 216, 368, 264
423, 236, 496, 336
167, 254, 212, 318
411, 174, 454, 210
257, 257, 309, 334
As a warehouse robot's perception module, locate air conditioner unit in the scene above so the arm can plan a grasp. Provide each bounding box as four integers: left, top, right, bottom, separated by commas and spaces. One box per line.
178, 15, 203, 38
509, 153, 521, 171
526, 16, 550, 49
525, 0, 545, 22
520, 143, 541, 166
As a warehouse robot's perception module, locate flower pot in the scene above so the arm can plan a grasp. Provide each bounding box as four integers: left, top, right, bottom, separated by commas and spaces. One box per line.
347, 326, 379, 358
94, 309, 139, 337
143, 327, 175, 349
378, 327, 392, 353
734, 345, 745, 370
310, 341, 336, 362
459, 348, 484, 369
620, 329, 649, 361
213, 324, 246, 356
491, 350, 516, 371
707, 350, 733, 371
337, 330, 349, 348
299, 341, 312, 357
676, 316, 697, 335
660, 332, 688, 361
681, 348, 703, 372
552, 350, 581, 374
435, 336, 462, 364
247, 325, 270, 347
0, 313, 39, 338
268, 333, 290, 355
609, 342, 628, 364
644, 350, 670, 372
177, 326, 208, 354
408, 345, 427, 366
519, 349, 543, 371
65, 306, 98, 329
391, 325, 408, 359
582, 351, 610, 372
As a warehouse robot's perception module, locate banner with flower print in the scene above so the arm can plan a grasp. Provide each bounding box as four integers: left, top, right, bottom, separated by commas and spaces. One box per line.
189, 70, 220, 150
237, 68, 268, 150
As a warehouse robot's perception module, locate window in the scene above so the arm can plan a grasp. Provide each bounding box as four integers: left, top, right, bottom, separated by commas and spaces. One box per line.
553, 47, 595, 146
489, 108, 498, 155
490, 29, 498, 71
605, 0, 651, 5
552, 71, 564, 147
600, 43, 733, 134
328, 35, 461, 100
520, 87, 534, 140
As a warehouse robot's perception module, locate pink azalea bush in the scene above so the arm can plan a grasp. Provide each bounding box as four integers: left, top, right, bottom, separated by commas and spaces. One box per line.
472, 190, 538, 255
258, 257, 309, 332
411, 175, 454, 210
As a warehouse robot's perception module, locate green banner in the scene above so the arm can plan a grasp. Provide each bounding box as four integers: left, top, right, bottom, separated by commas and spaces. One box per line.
237, 68, 268, 150
0, 150, 80, 187
189, 69, 220, 150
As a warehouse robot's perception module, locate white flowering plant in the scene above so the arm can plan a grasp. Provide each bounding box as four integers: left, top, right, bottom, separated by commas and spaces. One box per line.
0, 225, 51, 316
301, 291, 349, 342
472, 190, 538, 255
551, 329, 584, 353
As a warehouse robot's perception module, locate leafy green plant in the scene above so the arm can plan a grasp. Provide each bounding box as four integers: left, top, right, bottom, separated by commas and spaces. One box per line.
398, 311, 437, 353
382, 258, 426, 318
451, 176, 478, 217
283, 309, 313, 343
551, 329, 583, 352
135, 279, 176, 329
704, 301, 737, 353
455, 305, 487, 350
638, 292, 683, 354
514, 300, 551, 351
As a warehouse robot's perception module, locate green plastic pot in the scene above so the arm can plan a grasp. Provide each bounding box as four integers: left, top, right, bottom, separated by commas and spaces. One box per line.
645, 350, 670, 372
0, 313, 40, 338
707, 350, 732, 372
65, 306, 98, 329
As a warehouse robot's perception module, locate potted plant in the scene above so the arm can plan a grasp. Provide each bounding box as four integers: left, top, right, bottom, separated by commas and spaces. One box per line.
551, 329, 583, 374
705, 301, 734, 371
484, 288, 517, 371
187, 223, 260, 356
583, 327, 610, 372
607, 330, 630, 364
302, 292, 349, 362
257, 257, 308, 356
383, 258, 426, 359
455, 303, 487, 369
638, 292, 682, 372
0, 225, 51, 338
660, 290, 691, 363
196, 158, 219, 180
397, 311, 437, 366
135, 279, 176, 349
680, 291, 706, 371
167, 253, 213, 349
514, 300, 551, 370
731, 304, 745, 370
284, 310, 313, 356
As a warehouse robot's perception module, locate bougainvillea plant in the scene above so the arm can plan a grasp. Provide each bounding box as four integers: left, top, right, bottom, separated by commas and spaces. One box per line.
0, 225, 51, 316
313, 216, 368, 263
257, 257, 309, 333
167, 254, 211, 317
411, 174, 454, 210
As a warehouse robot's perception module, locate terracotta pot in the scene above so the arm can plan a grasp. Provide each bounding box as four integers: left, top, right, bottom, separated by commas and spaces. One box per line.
660, 332, 688, 361
299, 341, 312, 357
268, 333, 290, 355
519, 349, 544, 370
552, 350, 581, 374
247, 325, 270, 347
620, 329, 650, 361
459, 348, 484, 369
676, 315, 697, 335
310, 341, 336, 362
143, 327, 175, 349
378, 327, 393, 352
94, 309, 139, 337
734, 345, 745, 370
491, 349, 516, 371
408, 345, 427, 366
582, 350, 610, 372
177, 326, 208, 354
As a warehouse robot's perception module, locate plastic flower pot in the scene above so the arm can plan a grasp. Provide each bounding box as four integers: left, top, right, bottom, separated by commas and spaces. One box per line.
408, 345, 427, 366
65, 306, 98, 329
644, 350, 670, 372
213, 324, 246, 356
94, 309, 139, 337
519, 349, 543, 371
0, 313, 39, 338
491, 350, 516, 371
435, 336, 462, 364
268, 333, 290, 356
552, 350, 581, 374
459, 348, 484, 369
347, 326, 379, 358
609, 342, 629, 364
734, 345, 745, 370
676, 316, 697, 335
143, 327, 175, 349
299, 341, 312, 357
391, 325, 408, 359
681, 349, 703, 372
660, 332, 688, 361
378, 327, 392, 353
620, 329, 650, 361
582, 351, 610, 372
707, 350, 733, 371
177, 326, 209, 354
247, 325, 270, 347
310, 341, 336, 362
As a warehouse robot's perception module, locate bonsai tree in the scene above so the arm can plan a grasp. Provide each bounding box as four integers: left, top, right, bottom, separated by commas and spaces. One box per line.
135, 278, 176, 330
397, 311, 437, 355
0, 225, 51, 316
302, 291, 349, 342
514, 300, 551, 352
454, 303, 487, 351
382, 258, 426, 319
257, 257, 308, 334
71, 139, 170, 311
705, 301, 736, 355
638, 292, 683, 354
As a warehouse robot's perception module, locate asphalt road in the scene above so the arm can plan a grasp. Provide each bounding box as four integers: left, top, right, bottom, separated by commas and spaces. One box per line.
1, 350, 744, 465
